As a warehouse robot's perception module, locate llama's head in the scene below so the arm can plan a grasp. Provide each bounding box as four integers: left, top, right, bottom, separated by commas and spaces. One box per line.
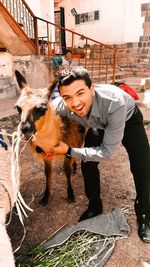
15, 71, 52, 140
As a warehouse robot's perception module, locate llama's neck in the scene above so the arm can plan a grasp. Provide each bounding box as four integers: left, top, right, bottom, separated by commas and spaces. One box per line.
46, 107, 62, 143
33, 105, 63, 152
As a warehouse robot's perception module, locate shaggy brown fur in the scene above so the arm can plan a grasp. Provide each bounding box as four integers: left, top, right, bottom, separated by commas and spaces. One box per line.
15, 71, 86, 205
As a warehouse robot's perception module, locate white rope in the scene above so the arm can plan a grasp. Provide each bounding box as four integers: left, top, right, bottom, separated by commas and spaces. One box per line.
10, 127, 33, 253
10, 129, 33, 213
10, 130, 21, 204
0, 127, 33, 257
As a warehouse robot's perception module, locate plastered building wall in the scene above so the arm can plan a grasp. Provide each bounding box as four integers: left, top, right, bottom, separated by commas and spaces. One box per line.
25, 0, 55, 40
55, 0, 150, 45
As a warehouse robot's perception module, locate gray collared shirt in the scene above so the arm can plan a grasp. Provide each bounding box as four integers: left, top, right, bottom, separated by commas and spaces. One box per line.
52, 84, 135, 162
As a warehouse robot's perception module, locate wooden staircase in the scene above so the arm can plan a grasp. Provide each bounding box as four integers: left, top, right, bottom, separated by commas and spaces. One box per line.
0, 1, 36, 55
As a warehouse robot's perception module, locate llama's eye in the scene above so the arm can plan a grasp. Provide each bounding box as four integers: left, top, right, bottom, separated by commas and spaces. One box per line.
15, 105, 22, 114
34, 107, 47, 116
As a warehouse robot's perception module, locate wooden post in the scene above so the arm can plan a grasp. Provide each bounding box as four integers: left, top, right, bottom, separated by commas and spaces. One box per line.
112, 48, 117, 84
34, 17, 39, 55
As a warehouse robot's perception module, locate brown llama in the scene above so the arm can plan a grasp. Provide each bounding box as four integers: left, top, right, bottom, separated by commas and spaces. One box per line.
15, 71, 86, 205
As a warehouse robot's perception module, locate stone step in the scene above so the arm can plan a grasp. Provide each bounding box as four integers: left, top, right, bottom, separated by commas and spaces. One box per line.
93, 78, 125, 84
92, 73, 125, 83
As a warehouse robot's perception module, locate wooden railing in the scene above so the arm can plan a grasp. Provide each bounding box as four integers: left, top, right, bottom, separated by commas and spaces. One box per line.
0, 0, 117, 83
1, 0, 35, 39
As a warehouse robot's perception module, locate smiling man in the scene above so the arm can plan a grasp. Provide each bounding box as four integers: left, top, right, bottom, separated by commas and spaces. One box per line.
60, 79, 94, 117
35, 66, 150, 243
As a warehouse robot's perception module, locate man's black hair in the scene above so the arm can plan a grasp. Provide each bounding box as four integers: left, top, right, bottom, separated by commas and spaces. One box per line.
58, 66, 92, 90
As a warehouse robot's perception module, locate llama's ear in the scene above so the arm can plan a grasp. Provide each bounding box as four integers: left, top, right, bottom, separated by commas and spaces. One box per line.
48, 80, 58, 98
15, 70, 27, 89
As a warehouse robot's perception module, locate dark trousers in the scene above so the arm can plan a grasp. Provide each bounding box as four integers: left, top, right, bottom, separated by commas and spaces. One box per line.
81, 106, 150, 220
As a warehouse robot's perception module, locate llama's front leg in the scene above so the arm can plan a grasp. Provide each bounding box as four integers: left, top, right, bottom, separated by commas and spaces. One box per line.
63, 158, 75, 203
39, 158, 52, 206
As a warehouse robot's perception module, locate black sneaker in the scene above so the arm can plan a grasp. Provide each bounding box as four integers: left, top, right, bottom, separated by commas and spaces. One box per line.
78, 199, 103, 222
134, 200, 150, 243
138, 215, 150, 243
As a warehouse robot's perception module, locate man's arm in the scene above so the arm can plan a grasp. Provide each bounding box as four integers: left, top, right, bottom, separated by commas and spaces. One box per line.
33, 103, 127, 160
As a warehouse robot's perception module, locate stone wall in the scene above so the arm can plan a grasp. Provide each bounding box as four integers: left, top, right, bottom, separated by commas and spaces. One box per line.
0, 52, 17, 99
0, 53, 54, 99
115, 3, 150, 78
13, 55, 53, 89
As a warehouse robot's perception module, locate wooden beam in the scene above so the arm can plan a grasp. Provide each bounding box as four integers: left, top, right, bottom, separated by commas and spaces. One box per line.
0, 3, 36, 54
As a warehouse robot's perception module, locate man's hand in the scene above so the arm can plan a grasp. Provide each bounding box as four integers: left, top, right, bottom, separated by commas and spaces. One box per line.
50, 141, 69, 155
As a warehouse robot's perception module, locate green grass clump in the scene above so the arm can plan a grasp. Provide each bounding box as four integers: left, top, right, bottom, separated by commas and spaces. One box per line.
17, 231, 116, 267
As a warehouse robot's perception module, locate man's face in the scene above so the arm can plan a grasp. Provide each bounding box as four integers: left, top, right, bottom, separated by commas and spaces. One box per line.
59, 80, 94, 117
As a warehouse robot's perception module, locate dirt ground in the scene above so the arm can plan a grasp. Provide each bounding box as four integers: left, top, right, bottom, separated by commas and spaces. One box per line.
1, 116, 150, 267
